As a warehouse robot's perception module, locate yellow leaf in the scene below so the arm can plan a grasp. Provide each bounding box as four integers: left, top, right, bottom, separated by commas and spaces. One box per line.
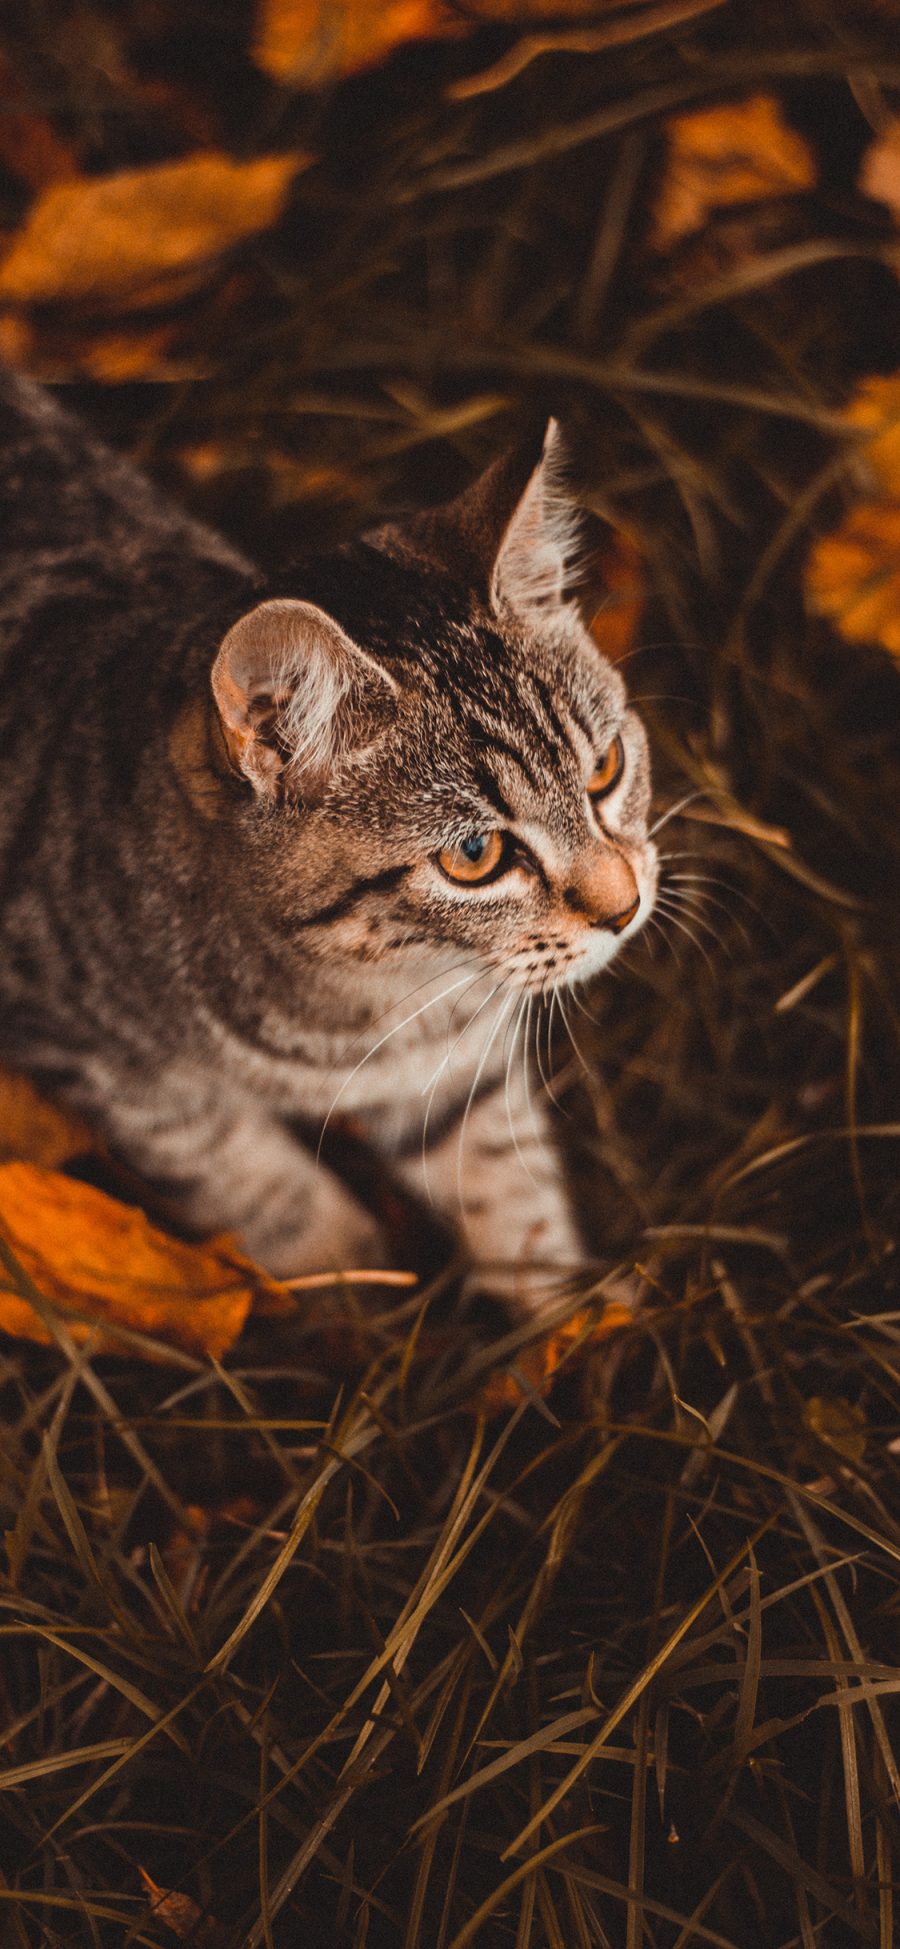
804, 1394, 867, 1464
0, 1161, 281, 1358
0, 1069, 93, 1168
651, 94, 815, 250
806, 500, 900, 658
0, 152, 304, 310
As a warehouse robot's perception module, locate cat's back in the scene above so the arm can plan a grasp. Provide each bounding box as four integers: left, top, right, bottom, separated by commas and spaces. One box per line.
0, 367, 254, 849
0, 364, 252, 669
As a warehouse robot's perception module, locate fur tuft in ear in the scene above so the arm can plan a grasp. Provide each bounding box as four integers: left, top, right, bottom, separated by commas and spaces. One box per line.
490, 418, 581, 618
211, 598, 396, 800
404, 418, 581, 620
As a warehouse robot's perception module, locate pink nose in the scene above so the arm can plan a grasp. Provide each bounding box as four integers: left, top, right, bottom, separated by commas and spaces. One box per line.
605, 894, 640, 935
564, 851, 640, 933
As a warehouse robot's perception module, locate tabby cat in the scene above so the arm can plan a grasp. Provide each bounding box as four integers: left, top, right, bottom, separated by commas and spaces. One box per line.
0, 365, 657, 1315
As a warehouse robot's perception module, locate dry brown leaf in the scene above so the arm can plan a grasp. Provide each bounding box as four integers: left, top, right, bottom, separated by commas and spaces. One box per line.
804, 1394, 867, 1464
138, 1867, 222, 1944
0, 1161, 283, 1357
0, 151, 305, 310
860, 114, 900, 221
806, 500, 900, 658
651, 94, 815, 250
0, 1070, 94, 1168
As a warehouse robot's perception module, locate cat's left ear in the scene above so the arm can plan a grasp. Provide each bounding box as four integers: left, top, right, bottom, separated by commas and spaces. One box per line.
411, 418, 577, 620
211, 598, 397, 801
489, 418, 578, 619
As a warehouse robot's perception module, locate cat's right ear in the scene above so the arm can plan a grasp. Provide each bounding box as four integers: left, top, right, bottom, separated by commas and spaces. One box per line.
211, 598, 397, 801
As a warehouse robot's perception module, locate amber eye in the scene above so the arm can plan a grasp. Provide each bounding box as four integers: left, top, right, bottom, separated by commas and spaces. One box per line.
587, 734, 625, 800
437, 830, 506, 885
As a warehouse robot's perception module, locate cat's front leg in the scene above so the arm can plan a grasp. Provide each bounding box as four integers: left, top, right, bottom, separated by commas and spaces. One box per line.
399, 1063, 584, 1318
103, 1090, 385, 1279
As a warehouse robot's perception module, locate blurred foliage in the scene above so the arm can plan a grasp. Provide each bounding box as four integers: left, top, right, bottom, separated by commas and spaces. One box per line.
2, 1, 900, 1944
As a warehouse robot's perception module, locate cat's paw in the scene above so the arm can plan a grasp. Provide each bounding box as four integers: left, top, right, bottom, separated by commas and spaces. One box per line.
242, 1172, 390, 1282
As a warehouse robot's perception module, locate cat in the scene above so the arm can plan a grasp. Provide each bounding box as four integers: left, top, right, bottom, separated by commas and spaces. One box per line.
0, 364, 657, 1316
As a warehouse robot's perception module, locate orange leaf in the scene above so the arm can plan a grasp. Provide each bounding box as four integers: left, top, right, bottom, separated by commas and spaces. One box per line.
254, 0, 451, 82
138, 1868, 221, 1943
860, 115, 900, 224
0, 151, 305, 310
481, 1300, 633, 1413
842, 372, 900, 499
253, 0, 611, 84
806, 500, 900, 658
589, 526, 646, 665
0, 1069, 94, 1168
0, 1161, 280, 1358
651, 94, 815, 250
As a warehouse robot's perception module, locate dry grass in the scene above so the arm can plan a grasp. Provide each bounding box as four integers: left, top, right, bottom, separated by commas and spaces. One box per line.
2, 1, 900, 1942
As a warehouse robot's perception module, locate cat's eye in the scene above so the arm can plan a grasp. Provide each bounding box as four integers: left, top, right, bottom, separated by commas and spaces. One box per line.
588, 734, 625, 800
437, 830, 506, 885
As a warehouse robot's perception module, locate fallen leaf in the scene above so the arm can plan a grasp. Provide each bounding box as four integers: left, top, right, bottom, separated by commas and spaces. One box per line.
651, 94, 815, 250
589, 526, 645, 664
254, 0, 450, 82
253, 0, 612, 84
0, 151, 305, 310
806, 499, 900, 658
841, 372, 900, 497
139, 1868, 221, 1944
804, 1394, 867, 1464
0, 1070, 93, 1168
0, 1161, 282, 1357
860, 114, 900, 222
482, 1300, 633, 1412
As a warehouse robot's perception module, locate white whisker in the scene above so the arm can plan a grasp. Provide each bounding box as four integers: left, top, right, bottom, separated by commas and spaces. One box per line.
316, 969, 476, 1160
648, 790, 704, 838
455, 986, 517, 1211
503, 988, 539, 1187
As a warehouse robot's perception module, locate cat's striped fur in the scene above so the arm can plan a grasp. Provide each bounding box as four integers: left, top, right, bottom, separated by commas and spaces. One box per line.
0, 366, 657, 1313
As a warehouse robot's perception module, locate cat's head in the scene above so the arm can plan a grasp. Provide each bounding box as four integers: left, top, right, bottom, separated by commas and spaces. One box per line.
210, 422, 657, 993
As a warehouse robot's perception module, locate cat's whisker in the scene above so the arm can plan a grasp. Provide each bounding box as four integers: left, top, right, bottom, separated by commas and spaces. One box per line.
643, 910, 683, 968
559, 991, 596, 1082
455, 985, 518, 1212
665, 870, 773, 932
648, 790, 704, 839
652, 899, 718, 975
338, 956, 481, 1055
662, 879, 753, 952
565, 981, 605, 1031
520, 991, 542, 1144
417, 972, 499, 1206
420, 968, 501, 1099
316, 969, 477, 1160
503, 989, 540, 1188
655, 889, 724, 947
531, 983, 567, 1113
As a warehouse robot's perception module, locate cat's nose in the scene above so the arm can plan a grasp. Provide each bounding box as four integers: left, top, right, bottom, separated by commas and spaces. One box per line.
564, 852, 640, 934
